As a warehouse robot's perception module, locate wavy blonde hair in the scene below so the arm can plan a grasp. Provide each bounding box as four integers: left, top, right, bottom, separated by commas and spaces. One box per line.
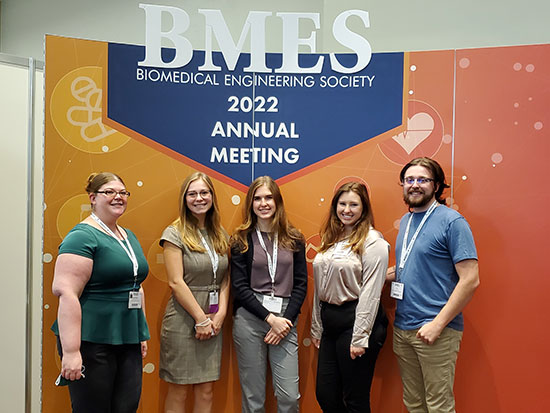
319, 181, 375, 254
231, 176, 303, 252
173, 172, 228, 254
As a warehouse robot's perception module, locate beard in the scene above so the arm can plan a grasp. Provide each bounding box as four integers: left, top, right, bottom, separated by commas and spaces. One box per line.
403, 188, 435, 208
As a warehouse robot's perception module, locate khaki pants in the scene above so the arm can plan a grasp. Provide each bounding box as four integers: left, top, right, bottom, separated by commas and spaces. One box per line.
393, 326, 462, 413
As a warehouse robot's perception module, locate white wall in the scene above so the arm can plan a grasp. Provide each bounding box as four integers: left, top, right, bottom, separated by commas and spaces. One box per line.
0, 55, 43, 413
0, 59, 29, 413
2, 0, 550, 60
31, 65, 44, 413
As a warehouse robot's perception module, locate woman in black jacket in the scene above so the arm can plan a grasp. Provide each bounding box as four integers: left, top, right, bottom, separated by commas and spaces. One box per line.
231, 176, 307, 413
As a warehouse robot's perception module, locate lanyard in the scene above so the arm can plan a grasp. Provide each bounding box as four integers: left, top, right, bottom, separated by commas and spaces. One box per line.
256, 227, 278, 296
331, 240, 348, 258
91, 213, 139, 288
198, 231, 219, 287
398, 201, 438, 274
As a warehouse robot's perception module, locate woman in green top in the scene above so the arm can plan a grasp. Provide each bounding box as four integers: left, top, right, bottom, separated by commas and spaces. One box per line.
52, 172, 150, 413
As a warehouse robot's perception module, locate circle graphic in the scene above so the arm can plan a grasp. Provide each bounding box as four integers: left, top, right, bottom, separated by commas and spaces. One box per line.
333, 176, 371, 198
231, 195, 241, 206
305, 233, 321, 266
143, 363, 156, 374
50, 66, 129, 153
56, 194, 92, 239
491, 153, 503, 164
458, 58, 470, 69
393, 219, 401, 230
147, 238, 168, 283
378, 100, 445, 165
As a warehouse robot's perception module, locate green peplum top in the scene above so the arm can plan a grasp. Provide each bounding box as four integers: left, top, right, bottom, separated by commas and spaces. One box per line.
51, 223, 150, 344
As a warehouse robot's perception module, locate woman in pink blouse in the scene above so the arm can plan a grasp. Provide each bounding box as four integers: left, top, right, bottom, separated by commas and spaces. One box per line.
311, 182, 389, 413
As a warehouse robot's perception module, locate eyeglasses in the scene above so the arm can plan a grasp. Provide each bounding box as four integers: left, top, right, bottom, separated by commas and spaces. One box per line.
96, 190, 131, 198
403, 177, 434, 185
186, 190, 211, 199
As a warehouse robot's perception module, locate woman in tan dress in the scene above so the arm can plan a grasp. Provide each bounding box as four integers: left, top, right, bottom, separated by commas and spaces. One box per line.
159, 172, 230, 413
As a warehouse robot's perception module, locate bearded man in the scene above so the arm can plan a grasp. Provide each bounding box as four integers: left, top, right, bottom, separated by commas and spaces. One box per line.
388, 157, 480, 413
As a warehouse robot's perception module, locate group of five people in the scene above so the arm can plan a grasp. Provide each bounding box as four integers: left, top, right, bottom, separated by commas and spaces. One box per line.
52, 157, 479, 413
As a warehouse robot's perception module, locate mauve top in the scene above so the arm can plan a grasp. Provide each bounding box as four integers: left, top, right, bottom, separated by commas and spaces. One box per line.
250, 230, 294, 297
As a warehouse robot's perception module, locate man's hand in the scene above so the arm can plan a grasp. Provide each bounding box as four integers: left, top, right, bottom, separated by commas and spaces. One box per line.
416, 320, 444, 345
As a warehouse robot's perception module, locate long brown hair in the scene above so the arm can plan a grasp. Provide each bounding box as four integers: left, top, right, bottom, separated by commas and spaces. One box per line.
173, 172, 228, 254
319, 182, 375, 254
231, 176, 303, 252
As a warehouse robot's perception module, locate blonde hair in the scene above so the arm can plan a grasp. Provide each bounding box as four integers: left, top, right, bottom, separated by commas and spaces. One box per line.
231, 176, 303, 252
173, 172, 228, 254
319, 182, 375, 254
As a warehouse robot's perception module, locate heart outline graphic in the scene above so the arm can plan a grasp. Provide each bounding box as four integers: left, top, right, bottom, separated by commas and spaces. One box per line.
391, 112, 435, 154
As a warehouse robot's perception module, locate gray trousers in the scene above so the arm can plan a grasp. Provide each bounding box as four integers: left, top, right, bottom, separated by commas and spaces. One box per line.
232, 300, 300, 413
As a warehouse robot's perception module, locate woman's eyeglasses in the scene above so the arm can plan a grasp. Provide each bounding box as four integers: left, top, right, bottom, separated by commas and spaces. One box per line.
186, 190, 211, 199
96, 190, 131, 198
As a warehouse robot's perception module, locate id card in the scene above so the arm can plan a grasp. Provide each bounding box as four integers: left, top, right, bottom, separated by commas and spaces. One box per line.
55, 366, 85, 386
390, 282, 404, 300
332, 252, 348, 260
262, 295, 283, 313
128, 291, 142, 309
209, 291, 219, 313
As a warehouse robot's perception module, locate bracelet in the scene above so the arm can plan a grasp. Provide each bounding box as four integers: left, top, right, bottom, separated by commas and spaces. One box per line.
194, 318, 211, 329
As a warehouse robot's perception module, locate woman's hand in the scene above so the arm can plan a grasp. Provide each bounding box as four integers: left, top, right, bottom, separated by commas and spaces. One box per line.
265, 314, 292, 336
195, 318, 214, 340
350, 345, 366, 360
311, 337, 320, 349
61, 350, 83, 381
141, 341, 148, 358
263, 314, 292, 345
264, 328, 283, 345
386, 265, 396, 282
208, 311, 226, 336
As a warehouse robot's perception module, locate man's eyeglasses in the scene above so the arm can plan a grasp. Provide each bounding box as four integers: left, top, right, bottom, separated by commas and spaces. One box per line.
403, 177, 434, 185
186, 190, 211, 199
96, 190, 131, 198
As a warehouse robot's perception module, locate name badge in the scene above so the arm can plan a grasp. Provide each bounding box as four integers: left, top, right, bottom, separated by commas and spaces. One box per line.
262, 295, 283, 313
209, 291, 219, 314
128, 291, 142, 309
390, 282, 404, 300
332, 251, 348, 259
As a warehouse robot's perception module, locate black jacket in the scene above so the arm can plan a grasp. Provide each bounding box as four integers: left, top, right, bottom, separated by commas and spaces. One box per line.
231, 231, 308, 323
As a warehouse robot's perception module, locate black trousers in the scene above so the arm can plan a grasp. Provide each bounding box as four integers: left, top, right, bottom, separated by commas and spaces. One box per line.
58, 339, 143, 413
316, 300, 387, 413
